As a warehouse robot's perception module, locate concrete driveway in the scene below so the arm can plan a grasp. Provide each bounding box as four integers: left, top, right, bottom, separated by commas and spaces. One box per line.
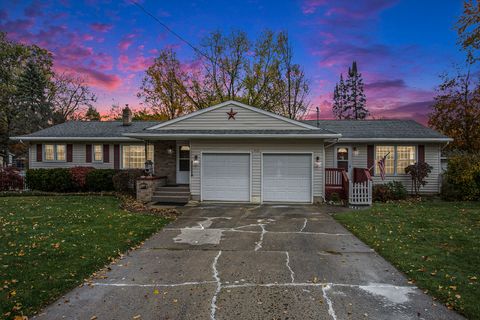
36, 204, 463, 320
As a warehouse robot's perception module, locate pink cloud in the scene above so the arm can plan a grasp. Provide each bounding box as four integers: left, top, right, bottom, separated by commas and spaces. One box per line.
118, 54, 153, 72
118, 33, 136, 51
55, 64, 121, 90
301, 0, 327, 14
90, 23, 113, 33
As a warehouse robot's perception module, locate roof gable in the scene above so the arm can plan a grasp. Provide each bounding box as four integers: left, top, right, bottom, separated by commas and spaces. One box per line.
147, 101, 318, 131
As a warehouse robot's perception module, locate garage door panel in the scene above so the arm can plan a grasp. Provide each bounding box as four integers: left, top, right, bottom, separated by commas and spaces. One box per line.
263, 154, 311, 203
202, 153, 250, 201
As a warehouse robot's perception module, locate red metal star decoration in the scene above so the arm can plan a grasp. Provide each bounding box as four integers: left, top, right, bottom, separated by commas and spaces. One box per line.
226, 108, 237, 120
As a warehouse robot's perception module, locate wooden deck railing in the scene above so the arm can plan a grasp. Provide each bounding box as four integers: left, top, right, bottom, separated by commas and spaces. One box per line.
353, 168, 372, 183
325, 168, 345, 187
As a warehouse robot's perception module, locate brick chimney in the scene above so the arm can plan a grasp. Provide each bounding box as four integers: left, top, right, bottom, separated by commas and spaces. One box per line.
122, 105, 132, 126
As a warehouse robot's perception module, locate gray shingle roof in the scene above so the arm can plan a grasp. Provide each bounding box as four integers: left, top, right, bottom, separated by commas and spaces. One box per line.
301, 120, 449, 140
18, 121, 161, 138
14, 119, 450, 141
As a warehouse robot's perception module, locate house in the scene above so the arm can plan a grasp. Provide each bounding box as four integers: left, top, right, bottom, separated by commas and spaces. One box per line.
11, 100, 452, 204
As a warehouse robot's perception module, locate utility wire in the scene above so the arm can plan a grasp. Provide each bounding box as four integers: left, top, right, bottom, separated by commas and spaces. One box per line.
130, 1, 219, 69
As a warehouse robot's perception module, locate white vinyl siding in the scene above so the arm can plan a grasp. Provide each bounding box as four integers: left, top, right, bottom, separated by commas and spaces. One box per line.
325, 143, 442, 194
190, 139, 324, 203
155, 104, 308, 131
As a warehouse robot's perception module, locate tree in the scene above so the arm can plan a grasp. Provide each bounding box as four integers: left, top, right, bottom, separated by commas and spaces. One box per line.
456, 0, 480, 62
332, 61, 368, 119
133, 108, 169, 121
50, 74, 96, 124
405, 162, 433, 195
275, 32, 310, 119
138, 49, 189, 120
0, 32, 55, 164
139, 29, 311, 120
429, 66, 480, 152
84, 106, 101, 121
332, 74, 348, 119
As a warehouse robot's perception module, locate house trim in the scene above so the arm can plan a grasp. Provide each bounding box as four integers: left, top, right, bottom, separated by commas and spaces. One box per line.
124, 133, 341, 139
146, 100, 321, 131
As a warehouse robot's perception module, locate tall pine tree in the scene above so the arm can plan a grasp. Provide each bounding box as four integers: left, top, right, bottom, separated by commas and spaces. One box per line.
332, 61, 368, 119
332, 74, 348, 119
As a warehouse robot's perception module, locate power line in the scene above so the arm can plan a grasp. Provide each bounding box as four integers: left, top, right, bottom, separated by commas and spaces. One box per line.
130, 1, 218, 68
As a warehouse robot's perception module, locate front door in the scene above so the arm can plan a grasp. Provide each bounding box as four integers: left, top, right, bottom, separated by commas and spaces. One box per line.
176, 145, 190, 184
336, 146, 352, 176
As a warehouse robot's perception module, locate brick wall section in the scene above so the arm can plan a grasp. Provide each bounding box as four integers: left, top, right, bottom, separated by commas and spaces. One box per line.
154, 141, 176, 184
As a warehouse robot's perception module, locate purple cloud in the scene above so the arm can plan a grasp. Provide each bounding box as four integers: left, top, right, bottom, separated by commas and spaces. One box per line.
365, 79, 406, 90
90, 23, 113, 33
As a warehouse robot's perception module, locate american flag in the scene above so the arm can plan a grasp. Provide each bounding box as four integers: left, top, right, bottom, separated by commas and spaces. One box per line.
377, 152, 389, 180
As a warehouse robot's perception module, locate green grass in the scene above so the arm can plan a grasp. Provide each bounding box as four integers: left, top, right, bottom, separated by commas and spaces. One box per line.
0, 196, 170, 319
335, 200, 480, 319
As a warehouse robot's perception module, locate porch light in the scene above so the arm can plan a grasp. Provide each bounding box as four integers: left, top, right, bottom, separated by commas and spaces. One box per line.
166, 146, 174, 155
315, 156, 322, 168
353, 147, 359, 156
192, 155, 199, 166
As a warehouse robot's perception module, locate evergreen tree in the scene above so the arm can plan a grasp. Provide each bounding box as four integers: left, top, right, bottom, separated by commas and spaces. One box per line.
84, 106, 101, 121
332, 74, 348, 119
332, 61, 368, 119
15, 61, 53, 132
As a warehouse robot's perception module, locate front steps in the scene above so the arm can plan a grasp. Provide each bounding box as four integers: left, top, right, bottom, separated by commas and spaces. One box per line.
151, 185, 190, 204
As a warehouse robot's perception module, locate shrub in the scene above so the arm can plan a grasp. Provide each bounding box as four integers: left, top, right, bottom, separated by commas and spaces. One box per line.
69, 167, 94, 191
405, 162, 433, 195
112, 169, 144, 195
26, 168, 74, 192
85, 169, 117, 191
373, 184, 392, 202
0, 167, 24, 191
373, 181, 408, 202
387, 181, 408, 200
442, 153, 480, 201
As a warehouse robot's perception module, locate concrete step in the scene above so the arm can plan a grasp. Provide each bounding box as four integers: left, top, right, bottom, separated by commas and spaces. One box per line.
153, 191, 191, 197
155, 186, 190, 192
151, 195, 190, 204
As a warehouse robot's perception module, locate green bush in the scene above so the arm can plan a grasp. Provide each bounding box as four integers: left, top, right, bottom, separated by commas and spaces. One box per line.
85, 169, 117, 191
373, 181, 408, 202
387, 181, 408, 200
26, 169, 74, 192
442, 153, 480, 201
112, 169, 144, 195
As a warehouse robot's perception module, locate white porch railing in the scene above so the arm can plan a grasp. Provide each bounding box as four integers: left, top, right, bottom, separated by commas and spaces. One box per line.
349, 180, 372, 205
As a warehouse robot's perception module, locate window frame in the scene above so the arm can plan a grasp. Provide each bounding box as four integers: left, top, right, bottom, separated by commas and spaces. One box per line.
121, 144, 154, 169
93, 144, 103, 162
43, 144, 67, 162
374, 145, 417, 176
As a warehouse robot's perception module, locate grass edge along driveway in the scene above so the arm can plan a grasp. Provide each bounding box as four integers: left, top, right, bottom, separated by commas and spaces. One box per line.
334, 200, 480, 320
0, 195, 170, 319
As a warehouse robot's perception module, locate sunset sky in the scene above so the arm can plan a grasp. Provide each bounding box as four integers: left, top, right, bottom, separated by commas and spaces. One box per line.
0, 0, 468, 123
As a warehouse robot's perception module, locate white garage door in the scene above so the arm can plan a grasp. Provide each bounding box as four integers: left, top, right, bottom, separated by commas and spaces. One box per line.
202, 153, 250, 201
263, 154, 312, 203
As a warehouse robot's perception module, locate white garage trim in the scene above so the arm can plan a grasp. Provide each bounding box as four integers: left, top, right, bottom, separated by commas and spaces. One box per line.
200, 151, 252, 202
261, 152, 314, 204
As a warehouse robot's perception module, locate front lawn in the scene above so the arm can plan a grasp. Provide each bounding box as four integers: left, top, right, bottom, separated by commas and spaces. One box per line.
0, 196, 170, 319
335, 200, 480, 319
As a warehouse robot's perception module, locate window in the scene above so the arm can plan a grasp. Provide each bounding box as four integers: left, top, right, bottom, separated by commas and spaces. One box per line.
375, 145, 416, 175
376, 146, 395, 175
122, 145, 154, 169
44, 144, 66, 162
396, 146, 416, 174
45, 144, 55, 161
93, 144, 103, 162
